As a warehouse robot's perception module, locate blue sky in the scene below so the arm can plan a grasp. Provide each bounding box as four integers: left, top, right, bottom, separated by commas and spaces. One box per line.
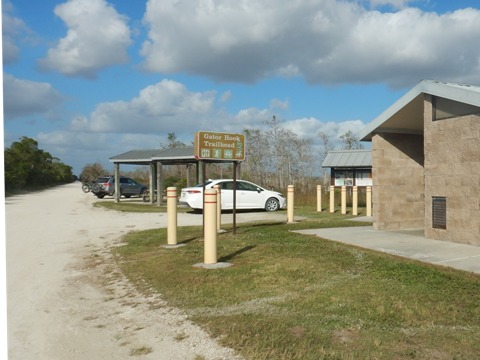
3, 0, 480, 175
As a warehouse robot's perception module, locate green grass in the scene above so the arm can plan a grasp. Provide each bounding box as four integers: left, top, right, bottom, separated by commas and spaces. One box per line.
112, 209, 480, 359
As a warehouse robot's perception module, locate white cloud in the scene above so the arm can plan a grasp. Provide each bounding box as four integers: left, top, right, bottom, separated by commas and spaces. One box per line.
140, 0, 480, 87
3, 74, 63, 119
369, 0, 414, 9
282, 117, 365, 143
38, 0, 131, 78
71, 79, 217, 134
37, 77, 367, 174
2, 1, 33, 65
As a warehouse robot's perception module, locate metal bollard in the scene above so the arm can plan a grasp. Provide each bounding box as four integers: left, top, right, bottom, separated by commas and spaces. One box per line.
366, 186, 372, 217
317, 185, 322, 212
341, 186, 346, 214
287, 185, 294, 223
167, 187, 177, 245
204, 189, 217, 264
329, 185, 335, 213
352, 186, 358, 216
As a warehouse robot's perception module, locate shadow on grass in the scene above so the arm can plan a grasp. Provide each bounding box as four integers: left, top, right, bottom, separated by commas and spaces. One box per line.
178, 236, 203, 245
218, 245, 256, 262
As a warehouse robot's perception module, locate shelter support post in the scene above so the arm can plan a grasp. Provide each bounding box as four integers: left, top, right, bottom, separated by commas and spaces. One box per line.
114, 163, 120, 203
157, 163, 163, 206
149, 162, 156, 205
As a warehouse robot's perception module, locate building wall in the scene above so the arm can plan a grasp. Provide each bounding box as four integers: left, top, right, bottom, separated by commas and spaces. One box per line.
372, 133, 425, 230
424, 95, 480, 245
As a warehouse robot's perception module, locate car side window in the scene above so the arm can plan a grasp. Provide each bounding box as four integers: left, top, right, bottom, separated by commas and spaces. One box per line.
239, 182, 256, 191
221, 181, 234, 190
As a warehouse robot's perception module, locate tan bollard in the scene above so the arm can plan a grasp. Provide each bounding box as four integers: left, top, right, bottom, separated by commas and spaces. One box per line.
167, 187, 177, 245
317, 185, 322, 212
329, 185, 335, 213
341, 186, 346, 214
287, 185, 294, 223
214, 185, 222, 231
366, 186, 372, 217
204, 189, 217, 264
352, 186, 358, 216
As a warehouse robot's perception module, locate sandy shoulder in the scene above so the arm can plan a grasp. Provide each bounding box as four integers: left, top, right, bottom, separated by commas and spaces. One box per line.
7, 182, 285, 359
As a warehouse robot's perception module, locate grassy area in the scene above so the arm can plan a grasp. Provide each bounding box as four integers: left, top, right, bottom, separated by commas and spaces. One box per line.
112, 210, 480, 359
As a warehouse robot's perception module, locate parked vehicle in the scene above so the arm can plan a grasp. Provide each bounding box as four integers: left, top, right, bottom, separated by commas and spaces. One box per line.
92, 176, 147, 199
180, 179, 286, 212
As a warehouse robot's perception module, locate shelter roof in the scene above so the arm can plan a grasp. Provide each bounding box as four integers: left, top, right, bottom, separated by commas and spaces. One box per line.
322, 149, 372, 168
109, 146, 196, 165
359, 80, 480, 141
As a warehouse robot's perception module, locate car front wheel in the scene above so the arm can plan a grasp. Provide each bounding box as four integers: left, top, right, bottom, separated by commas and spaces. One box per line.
265, 197, 280, 212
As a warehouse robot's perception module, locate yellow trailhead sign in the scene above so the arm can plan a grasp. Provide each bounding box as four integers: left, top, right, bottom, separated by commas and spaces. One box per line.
194, 131, 245, 161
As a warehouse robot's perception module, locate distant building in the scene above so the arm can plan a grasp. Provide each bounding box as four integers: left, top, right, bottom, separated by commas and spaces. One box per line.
360, 80, 480, 246
322, 149, 372, 187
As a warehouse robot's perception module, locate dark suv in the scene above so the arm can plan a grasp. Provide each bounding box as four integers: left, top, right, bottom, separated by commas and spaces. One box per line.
93, 176, 147, 199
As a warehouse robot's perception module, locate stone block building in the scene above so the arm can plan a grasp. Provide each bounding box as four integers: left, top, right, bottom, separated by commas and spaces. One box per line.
360, 80, 480, 246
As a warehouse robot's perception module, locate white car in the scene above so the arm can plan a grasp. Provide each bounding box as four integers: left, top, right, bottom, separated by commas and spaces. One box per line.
180, 179, 286, 212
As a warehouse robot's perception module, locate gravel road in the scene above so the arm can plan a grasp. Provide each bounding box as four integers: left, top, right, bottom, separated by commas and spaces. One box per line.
6, 182, 286, 359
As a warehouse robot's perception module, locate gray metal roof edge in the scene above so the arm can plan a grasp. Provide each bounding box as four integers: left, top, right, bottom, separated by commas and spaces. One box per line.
359, 79, 480, 141
109, 158, 151, 163
151, 155, 196, 160
422, 80, 480, 107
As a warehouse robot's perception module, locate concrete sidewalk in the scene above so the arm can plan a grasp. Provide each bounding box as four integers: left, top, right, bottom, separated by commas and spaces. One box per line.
295, 225, 480, 275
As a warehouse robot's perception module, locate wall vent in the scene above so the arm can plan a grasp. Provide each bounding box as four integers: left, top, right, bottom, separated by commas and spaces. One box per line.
432, 196, 446, 229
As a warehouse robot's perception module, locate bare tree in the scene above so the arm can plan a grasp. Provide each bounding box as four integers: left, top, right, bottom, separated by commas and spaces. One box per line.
340, 130, 363, 150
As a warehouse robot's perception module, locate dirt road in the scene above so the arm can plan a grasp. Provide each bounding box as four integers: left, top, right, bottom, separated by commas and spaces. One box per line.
6, 182, 285, 359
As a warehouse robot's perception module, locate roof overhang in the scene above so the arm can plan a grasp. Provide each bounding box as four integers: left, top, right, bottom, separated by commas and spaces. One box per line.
360, 80, 480, 141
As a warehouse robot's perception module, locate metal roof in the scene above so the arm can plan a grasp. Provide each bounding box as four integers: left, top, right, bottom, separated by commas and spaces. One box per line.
109, 146, 196, 165
360, 80, 480, 141
151, 146, 195, 160
322, 149, 372, 168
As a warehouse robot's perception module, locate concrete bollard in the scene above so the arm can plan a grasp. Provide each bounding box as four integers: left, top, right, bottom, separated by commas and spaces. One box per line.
352, 186, 358, 216
329, 185, 335, 213
214, 185, 222, 231
167, 187, 177, 245
366, 186, 372, 217
287, 185, 294, 223
317, 185, 322, 212
204, 189, 217, 264
341, 186, 346, 214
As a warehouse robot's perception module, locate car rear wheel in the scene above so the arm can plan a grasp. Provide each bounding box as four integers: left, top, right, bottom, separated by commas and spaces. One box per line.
265, 197, 280, 212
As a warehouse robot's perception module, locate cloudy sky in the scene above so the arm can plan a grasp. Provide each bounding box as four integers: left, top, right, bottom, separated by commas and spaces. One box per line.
3, 0, 480, 175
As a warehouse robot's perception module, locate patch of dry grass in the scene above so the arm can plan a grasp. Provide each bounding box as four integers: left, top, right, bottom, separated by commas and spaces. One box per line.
114, 210, 480, 359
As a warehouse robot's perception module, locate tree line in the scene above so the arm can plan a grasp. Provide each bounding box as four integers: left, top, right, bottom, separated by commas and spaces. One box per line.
77, 118, 363, 198
4, 136, 75, 193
